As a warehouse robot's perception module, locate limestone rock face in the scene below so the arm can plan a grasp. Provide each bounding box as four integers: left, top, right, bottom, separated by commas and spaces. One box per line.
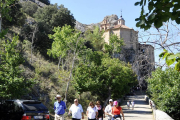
75, 21, 86, 33
75, 14, 118, 32
75, 21, 100, 32
101, 14, 118, 24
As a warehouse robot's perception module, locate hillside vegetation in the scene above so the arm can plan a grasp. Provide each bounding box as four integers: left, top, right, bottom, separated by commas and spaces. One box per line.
0, 0, 137, 118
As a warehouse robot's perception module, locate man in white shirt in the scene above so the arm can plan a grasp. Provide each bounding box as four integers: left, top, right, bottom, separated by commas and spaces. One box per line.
69, 99, 84, 120
105, 99, 114, 120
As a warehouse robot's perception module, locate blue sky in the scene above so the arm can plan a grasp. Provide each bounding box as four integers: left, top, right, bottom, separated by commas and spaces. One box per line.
50, 0, 141, 30
50, 0, 177, 67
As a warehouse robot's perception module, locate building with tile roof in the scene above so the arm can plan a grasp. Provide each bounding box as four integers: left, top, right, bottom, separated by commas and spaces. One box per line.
100, 14, 155, 87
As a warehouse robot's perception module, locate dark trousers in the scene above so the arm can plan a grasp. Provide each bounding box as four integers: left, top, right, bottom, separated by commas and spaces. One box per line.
72, 118, 80, 120
88, 118, 96, 120
112, 115, 121, 120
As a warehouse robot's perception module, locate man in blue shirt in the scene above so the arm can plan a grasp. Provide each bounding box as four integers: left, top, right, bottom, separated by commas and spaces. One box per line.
54, 95, 66, 120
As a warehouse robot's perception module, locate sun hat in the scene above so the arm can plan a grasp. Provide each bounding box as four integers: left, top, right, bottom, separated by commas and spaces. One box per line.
56, 94, 61, 98
113, 101, 118, 105
109, 99, 113, 102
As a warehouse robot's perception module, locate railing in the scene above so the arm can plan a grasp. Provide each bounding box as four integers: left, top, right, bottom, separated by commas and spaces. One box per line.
144, 95, 174, 120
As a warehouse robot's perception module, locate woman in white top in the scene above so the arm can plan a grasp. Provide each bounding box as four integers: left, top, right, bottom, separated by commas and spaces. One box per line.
86, 101, 98, 120
131, 100, 135, 110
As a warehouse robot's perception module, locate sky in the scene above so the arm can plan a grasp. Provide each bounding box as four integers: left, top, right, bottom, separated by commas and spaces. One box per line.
50, 0, 141, 30
50, 0, 179, 67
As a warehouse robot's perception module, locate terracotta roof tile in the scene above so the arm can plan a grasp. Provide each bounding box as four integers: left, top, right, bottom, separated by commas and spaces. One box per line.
113, 25, 131, 29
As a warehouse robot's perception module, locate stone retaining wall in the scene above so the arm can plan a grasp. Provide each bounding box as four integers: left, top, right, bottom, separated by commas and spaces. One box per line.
144, 95, 174, 120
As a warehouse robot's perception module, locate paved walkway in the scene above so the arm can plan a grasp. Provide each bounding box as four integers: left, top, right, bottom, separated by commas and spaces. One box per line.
120, 93, 153, 120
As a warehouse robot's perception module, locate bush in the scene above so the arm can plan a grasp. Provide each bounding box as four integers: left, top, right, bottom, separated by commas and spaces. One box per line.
22, 1, 38, 17
147, 68, 180, 120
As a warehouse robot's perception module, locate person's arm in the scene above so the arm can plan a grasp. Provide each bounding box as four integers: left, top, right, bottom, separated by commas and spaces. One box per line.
82, 112, 84, 119
81, 105, 84, 119
121, 109, 125, 120
103, 107, 105, 118
105, 106, 111, 116
64, 102, 66, 110
111, 108, 114, 117
68, 105, 72, 114
54, 103, 56, 110
86, 110, 88, 117
96, 112, 98, 119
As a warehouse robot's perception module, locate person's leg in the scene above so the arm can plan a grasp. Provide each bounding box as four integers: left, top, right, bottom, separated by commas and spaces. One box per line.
99, 117, 103, 120
55, 114, 60, 120
72, 118, 80, 120
54, 114, 57, 120
59, 115, 64, 120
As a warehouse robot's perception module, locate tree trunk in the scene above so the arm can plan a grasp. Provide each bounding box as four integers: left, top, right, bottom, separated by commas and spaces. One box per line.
0, 12, 2, 64
0, 12, 2, 33
103, 86, 111, 107
30, 24, 38, 63
64, 39, 79, 105
58, 56, 61, 70
64, 54, 76, 105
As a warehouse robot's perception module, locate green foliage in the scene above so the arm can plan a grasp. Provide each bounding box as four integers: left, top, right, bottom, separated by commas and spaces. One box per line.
22, 1, 38, 17
104, 34, 124, 56
0, 0, 16, 21
2, 2, 26, 27
73, 54, 137, 100
147, 68, 180, 119
159, 50, 180, 71
135, 0, 180, 30
0, 36, 34, 99
21, 4, 76, 56
47, 25, 86, 59
34, 4, 75, 30
85, 26, 105, 51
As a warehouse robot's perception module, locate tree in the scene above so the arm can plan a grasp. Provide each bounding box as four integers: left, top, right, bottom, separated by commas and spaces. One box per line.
0, 0, 16, 34
135, 1, 180, 71
104, 34, 124, 57
0, 36, 34, 99
85, 26, 105, 51
48, 25, 86, 104
147, 68, 180, 120
135, 0, 180, 30
73, 54, 137, 106
21, 1, 38, 17
2, 3, 26, 28
23, 4, 76, 56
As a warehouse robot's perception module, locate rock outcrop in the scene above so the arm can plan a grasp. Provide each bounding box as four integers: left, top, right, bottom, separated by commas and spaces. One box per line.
75, 14, 119, 32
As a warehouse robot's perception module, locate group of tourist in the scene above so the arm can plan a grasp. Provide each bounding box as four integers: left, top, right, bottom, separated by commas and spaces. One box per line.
54, 94, 125, 120
126, 100, 135, 110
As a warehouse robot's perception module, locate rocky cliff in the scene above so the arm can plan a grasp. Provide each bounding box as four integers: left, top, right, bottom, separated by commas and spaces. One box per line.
75, 14, 119, 32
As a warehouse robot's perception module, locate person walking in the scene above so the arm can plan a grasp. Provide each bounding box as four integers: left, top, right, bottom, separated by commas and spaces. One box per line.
95, 101, 105, 120
105, 99, 114, 120
69, 99, 84, 120
127, 101, 130, 109
54, 95, 66, 120
111, 101, 125, 120
131, 100, 135, 110
86, 101, 98, 120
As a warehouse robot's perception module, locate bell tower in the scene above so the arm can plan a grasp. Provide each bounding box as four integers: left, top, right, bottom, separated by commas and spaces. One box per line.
118, 10, 125, 25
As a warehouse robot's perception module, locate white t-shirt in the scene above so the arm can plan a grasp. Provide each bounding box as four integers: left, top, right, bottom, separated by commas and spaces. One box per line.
69, 104, 83, 119
105, 104, 113, 119
131, 101, 135, 106
87, 106, 98, 119
127, 102, 130, 105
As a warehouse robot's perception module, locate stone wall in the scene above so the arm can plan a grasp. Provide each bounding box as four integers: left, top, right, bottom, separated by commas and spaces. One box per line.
144, 95, 174, 120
